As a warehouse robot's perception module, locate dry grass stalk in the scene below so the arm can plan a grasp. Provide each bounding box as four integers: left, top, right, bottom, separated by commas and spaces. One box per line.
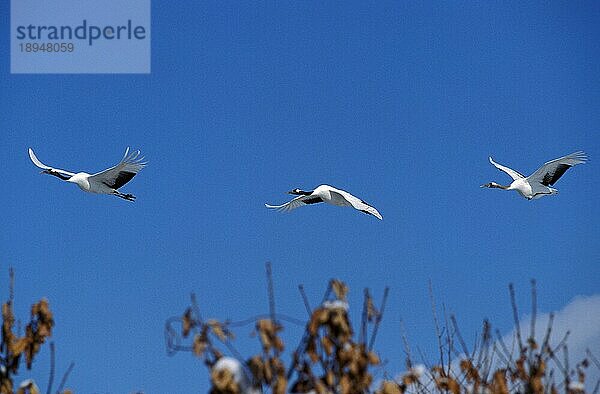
166, 273, 598, 394
0, 269, 72, 394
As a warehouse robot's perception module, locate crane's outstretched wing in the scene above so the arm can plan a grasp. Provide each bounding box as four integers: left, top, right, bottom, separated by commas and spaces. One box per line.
488, 156, 525, 181
88, 147, 146, 190
330, 189, 383, 220
265, 195, 323, 212
527, 151, 587, 186
28, 148, 76, 177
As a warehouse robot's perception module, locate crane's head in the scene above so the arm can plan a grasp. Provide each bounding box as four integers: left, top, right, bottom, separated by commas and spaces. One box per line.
288, 188, 311, 196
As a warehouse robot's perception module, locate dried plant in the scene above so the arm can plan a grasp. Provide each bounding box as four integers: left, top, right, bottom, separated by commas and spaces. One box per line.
0, 268, 73, 394
286, 281, 386, 394
376, 280, 599, 394
166, 268, 598, 394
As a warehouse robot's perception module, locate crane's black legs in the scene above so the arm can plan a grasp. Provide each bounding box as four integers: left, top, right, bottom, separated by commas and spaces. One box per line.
113, 191, 136, 201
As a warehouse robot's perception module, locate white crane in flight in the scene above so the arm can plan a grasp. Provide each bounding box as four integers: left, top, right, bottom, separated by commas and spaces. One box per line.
29, 147, 146, 201
266, 184, 383, 220
481, 151, 587, 200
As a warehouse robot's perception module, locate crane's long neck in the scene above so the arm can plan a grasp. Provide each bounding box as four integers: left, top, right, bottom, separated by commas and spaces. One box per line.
47, 171, 71, 181
486, 182, 510, 190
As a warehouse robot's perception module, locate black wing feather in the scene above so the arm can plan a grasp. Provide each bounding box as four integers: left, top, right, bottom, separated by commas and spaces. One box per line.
541, 164, 571, 186
103, 171, 136, 189
303, 196, 323, 205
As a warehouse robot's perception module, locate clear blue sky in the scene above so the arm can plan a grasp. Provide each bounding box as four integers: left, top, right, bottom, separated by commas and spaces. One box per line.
1, 2, 598, 392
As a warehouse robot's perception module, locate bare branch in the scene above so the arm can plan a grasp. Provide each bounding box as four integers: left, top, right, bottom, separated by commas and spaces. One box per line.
266, 262, 276, 323
563, 345, 571, 387
298, 284, 311, 316
429, 280, 445, 371
530, 279, 537, 346
592, 378, 600, 394
360, 288, 369, 344
400, 319, 413, 368
47, 342, 55, 394
443, 304, 453, 376
369, 286, 389, 351
56, 362, 75, 394
587, 348, 600, 371
226, 313, 304, 328
542, 312, 555, 353
190, 293, 203, 324
450, 314, 470, 360
509, 283, 524, 354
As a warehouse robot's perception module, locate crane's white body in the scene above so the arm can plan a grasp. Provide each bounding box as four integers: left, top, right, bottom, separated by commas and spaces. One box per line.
483, 152, 587, 200
29, 147, 146, 201
67, 172, 92, 192
497, 177, 556, 200
266, 184, 383, 220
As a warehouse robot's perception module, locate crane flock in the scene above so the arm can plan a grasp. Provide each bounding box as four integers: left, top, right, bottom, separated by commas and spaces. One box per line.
29, 147, 587, 218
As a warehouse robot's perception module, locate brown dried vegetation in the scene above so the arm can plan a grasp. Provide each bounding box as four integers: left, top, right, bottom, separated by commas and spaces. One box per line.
0, 269, 72, 394
166, 270, 599, 394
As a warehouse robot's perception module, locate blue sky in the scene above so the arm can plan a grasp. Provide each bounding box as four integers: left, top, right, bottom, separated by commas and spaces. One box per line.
1, 1, 599, 392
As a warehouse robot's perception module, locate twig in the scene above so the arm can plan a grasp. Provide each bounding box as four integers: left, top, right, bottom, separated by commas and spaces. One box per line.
368, 287, 389, 351
542, 313, 555, 353
481, 346, 496, 383
443, 304, 453, 376
550, 348, 566, 373
360, 288, 369, 345
429, 280, 445, 371
56, 362, 74, 394
414, 348, 435, 394
298, 285, 312, 316
226, 313, 304, 327
563, 345, 570, 388
287, 280, 332, 380
530, 279, 537, 344
450, 315, 470, 360
551, 331, 571, 356
587, 349, 600, 370
265, 262, 276, 323
509, 283, 524, 354
475, 320, 490, 369
592, 379, 600, 394
477, 320, 491, 373
417, 345, 433, 372
400, 319, 413, 368
165, 317, 191, 355
492, 343, 511, 370
47, 342, 55, 394
190, 293, 203, 324
471, 330, 479, 360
